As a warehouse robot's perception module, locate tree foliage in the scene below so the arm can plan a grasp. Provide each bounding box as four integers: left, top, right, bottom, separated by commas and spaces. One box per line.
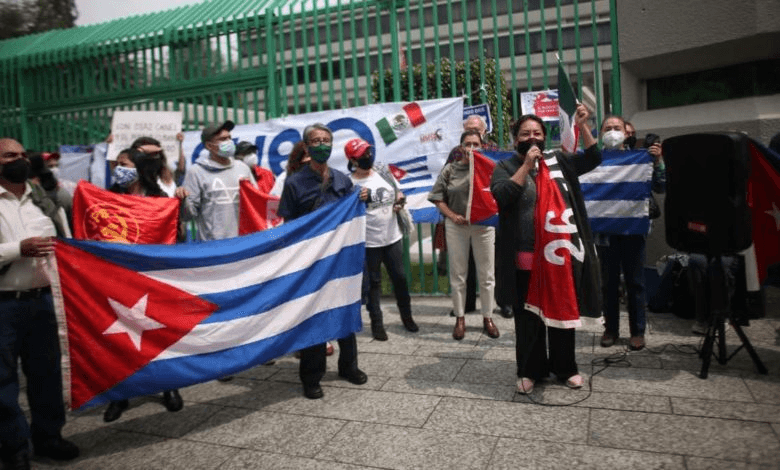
371, 57, 513, 147
0, 0, 77, 40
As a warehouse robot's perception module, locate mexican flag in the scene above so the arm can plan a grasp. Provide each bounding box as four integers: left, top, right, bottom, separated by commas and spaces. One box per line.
375, 102, 426, 145
557, 62, 579, 154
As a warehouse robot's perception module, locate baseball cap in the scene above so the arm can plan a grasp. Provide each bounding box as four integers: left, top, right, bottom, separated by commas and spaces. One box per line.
42, 152, 60, 161
201, 120, 235, 143
344, 138, 372, 160
235, 141, 258, 156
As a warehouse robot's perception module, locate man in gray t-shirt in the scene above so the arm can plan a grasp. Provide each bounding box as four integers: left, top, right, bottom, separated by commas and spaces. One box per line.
181, 121, 254, 241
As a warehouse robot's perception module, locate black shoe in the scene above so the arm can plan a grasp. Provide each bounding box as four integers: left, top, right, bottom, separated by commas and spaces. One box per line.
371, 323, 388, 341
162, 389, 183, 412
32, 436, 79, 461
401, 315, 419, 332
103, 399, 129, 422
338, 368, 368, 385
217, 376, 234, 382
303, 384, 324, 399
448, 309, 455, 317
499, 306, 513, 318
1, 448, 30, 470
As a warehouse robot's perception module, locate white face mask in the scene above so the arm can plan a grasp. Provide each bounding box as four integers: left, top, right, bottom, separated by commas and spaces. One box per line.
602, 129, 626, 150
214, 140, 236, 158
243, 154, 258, 167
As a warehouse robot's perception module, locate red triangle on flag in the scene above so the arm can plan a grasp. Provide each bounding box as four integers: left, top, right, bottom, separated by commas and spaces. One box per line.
54, 241, 218, 409
388, 164, 407, 181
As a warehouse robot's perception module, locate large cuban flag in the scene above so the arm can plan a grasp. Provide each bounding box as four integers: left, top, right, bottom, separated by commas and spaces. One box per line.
579, 149, 653, 235
48, 193, 366, 410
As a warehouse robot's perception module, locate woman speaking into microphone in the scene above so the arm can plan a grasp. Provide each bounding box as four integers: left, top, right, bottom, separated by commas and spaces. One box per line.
490, 104, 602, 395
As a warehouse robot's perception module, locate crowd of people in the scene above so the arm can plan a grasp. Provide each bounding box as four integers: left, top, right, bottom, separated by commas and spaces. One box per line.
4, 104, 765, 470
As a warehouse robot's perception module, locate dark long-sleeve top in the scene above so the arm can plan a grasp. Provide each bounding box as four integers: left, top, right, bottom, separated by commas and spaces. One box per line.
490, 144, 603, 316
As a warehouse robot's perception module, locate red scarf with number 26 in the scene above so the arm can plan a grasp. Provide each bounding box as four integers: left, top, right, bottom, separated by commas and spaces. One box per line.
524, 157, 582, 329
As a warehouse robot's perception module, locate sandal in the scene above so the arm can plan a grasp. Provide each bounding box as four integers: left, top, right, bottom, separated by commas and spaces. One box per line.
517, 377, 535, 394
565, 374, 584, 389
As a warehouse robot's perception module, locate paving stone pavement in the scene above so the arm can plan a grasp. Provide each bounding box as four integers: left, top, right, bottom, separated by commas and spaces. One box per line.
21, 292, 780, 469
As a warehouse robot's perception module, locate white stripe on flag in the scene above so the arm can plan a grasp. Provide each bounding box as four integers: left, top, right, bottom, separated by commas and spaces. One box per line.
146, 216, 365, 295
585, 200, 649, 218
578, 163, 651, 184
157, 274, 362, 360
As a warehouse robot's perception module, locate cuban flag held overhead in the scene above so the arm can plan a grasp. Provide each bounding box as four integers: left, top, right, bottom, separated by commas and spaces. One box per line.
48, 193, 366, 410
579, 149, 653, 235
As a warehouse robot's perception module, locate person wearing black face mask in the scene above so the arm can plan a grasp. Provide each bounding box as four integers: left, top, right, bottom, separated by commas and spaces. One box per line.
490, 107, 602, 395
101, 144, 189, 423
624, 121, 638, 150
345, 138, 418, 341
0, 138, 79, 469
27, 154, 73, 232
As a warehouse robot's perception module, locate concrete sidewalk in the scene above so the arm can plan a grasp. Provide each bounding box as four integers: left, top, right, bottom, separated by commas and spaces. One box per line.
25, 293, 780, 469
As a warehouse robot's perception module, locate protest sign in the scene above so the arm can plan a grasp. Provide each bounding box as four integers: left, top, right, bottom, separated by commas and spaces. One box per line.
107, 111, 183, 168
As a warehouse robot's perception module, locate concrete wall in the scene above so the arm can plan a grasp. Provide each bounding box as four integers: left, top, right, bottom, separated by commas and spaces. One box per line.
616, 0, 780, 138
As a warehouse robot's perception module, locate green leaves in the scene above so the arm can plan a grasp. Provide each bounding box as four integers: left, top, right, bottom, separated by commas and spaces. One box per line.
371, 57, 512, 147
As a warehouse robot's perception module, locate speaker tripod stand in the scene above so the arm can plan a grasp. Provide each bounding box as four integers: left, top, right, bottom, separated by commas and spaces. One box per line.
698, 255, 767, 379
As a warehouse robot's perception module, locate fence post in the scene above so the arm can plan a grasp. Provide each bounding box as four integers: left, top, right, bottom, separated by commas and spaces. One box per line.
609, 0, 622, 116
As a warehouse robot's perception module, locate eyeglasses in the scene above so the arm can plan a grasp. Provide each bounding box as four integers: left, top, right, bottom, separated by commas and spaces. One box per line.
462, 142, 481, 149
309, 138, 332, 146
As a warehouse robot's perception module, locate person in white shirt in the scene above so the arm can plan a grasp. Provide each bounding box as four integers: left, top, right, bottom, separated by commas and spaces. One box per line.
0, 138, 79, 470
344, 138, 418, 340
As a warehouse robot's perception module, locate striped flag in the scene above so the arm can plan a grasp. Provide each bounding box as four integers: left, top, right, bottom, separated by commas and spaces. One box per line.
579, 149, 653, 235
49, 193, 366, 410
557, 62, 580, 153
375, 102, 426, 146
389, 156, 439, 223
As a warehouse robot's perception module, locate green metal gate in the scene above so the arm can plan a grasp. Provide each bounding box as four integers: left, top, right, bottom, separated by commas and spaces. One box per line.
0, 0, 621, 294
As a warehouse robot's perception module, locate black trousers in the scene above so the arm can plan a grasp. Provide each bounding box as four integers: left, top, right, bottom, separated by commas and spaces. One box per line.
512, 270, 578, 381
299, 333, 358, 388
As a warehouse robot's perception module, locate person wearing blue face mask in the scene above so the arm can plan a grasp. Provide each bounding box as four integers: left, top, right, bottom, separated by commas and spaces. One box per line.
180, 121, 255, 241
278, 123, 369, 399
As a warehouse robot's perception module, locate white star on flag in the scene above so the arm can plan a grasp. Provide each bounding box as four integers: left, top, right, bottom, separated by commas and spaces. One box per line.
765, 202, 780, 231
103, 294, 165, 351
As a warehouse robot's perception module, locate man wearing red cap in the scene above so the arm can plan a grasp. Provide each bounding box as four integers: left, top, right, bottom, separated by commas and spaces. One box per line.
345, 138, 418, 341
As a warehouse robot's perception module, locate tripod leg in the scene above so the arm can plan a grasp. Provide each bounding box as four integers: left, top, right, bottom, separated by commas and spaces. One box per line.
729, 321, 768, 374
715, 314, 728, 365
699, 321, 717, 379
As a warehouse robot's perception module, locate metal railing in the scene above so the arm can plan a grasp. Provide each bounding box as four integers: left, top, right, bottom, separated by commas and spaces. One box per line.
0, 0, 621, 294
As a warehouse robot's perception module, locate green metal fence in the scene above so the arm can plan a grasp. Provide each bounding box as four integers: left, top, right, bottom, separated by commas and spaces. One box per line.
0, 0, 621, 294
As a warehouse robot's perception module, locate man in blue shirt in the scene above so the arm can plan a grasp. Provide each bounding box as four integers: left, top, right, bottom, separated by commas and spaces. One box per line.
278, 123, 368, 399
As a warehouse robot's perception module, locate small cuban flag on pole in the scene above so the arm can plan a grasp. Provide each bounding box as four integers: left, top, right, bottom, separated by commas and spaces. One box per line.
375, 102, 427, 146
557, 58, 580, 154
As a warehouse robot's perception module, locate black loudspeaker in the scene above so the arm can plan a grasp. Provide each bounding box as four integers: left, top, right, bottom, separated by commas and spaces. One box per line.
663, 132, 752, 255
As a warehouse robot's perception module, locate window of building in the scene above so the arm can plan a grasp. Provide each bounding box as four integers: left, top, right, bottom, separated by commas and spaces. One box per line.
647, 59, 780, 110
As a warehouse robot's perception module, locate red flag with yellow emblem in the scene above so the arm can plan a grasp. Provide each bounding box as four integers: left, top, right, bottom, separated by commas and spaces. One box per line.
72, 181, 179, 244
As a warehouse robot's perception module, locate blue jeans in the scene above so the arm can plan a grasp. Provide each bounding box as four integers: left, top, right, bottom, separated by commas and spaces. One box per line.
364, 239, 412, 324
600, 234, 647, 337
0, 292, 66, 451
